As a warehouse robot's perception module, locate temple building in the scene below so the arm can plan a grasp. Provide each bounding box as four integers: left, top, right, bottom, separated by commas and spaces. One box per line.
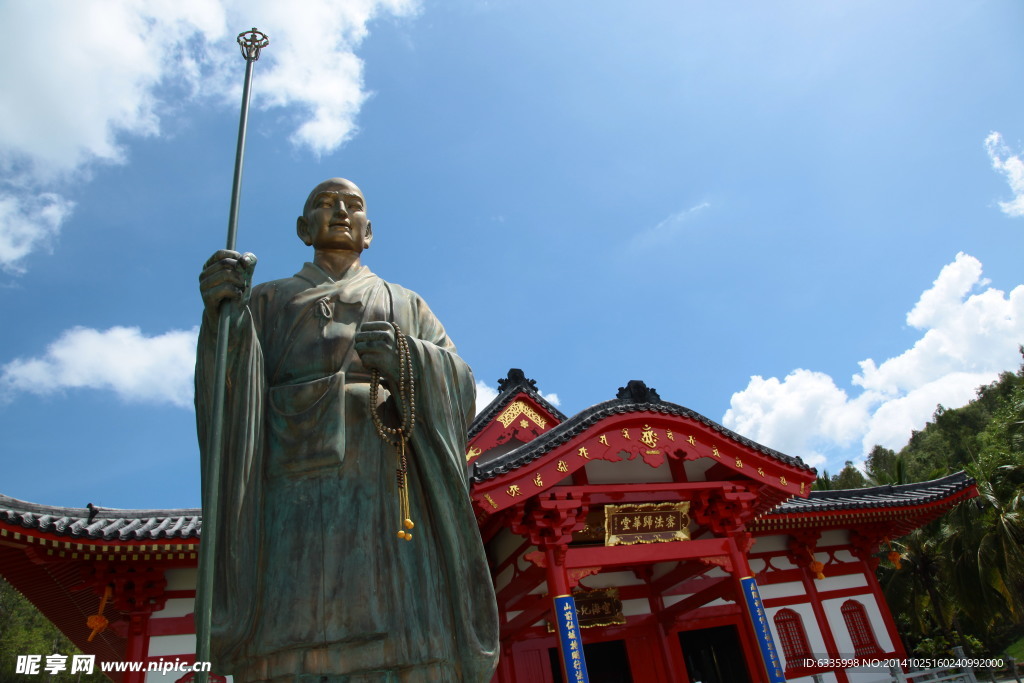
0, 370, 977, 683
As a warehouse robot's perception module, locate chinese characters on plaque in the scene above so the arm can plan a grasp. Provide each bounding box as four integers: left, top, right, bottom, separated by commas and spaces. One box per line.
604, 502, 690, 546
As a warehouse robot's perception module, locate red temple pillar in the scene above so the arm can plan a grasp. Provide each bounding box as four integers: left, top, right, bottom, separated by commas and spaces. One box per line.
637, 566, 683, 682
123, 612, 151, 683
789, 532, 849, 683
851, 529, 909, 664
510, 494, 590, 682
81, 563, 168, 683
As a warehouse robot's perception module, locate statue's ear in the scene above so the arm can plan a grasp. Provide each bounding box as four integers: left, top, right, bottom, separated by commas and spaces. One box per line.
297, 216, 312, 246
363, 220, 373, 250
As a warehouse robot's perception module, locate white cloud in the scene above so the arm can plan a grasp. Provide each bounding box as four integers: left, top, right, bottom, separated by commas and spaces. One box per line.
984, 131, 1024, 217
3, 332, 558, 417
1, 326, 199, 408
723, 370, 867, 469
0, 0, 417, 270
475, 380, 498, 415
0, 193, 75, 273
250, 0, 417, 154
724, 253, 1024, 469
631, 201, 711, 249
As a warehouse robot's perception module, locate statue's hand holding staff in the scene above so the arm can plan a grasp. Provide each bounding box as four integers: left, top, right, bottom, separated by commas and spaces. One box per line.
199, 250, 257, 324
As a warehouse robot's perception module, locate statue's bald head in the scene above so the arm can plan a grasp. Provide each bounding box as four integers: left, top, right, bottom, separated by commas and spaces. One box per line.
297, 177, 373, 253
303, 178, 366, 216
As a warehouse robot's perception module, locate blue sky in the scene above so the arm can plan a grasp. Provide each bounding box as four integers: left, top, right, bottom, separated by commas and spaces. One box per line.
1, 1, 1023, 510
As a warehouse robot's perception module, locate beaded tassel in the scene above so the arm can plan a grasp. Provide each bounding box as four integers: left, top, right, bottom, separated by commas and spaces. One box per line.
369, 323, 416, 541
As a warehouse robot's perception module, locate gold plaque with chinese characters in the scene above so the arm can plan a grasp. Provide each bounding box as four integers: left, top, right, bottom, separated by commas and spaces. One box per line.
547, 587, 626, 631
574, 587, 626, 628
604, 502, 690, 546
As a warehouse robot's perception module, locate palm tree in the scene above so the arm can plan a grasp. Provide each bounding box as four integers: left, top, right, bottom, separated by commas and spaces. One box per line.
883, 526, 955, 642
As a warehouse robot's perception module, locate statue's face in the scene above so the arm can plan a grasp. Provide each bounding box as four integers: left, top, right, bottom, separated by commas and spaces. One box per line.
297, 179, 372, 252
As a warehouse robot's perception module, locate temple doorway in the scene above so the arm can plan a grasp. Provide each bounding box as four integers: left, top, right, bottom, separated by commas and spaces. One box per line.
679, 625, 752, 683
549, 639, 633, 683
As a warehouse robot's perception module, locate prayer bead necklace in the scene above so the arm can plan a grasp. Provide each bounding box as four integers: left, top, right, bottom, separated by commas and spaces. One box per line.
369, 322, 417, 541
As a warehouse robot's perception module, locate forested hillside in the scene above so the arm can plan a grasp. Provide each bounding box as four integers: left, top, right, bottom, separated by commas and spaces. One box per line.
0, 577, 108, 681
816, 360, 1024, 658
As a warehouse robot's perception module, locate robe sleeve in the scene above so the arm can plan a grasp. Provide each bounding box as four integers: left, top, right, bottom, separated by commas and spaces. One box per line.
400, 291, 500, 681
194, 296, 266, 670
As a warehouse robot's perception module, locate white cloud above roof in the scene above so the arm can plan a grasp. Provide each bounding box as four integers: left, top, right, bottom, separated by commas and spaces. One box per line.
0, 326, 198, 408
724, 252, 1024, 468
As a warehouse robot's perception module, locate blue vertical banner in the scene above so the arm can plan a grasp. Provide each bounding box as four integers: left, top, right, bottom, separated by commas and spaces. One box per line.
554, 595, 590, 683
739, 577, 787, 683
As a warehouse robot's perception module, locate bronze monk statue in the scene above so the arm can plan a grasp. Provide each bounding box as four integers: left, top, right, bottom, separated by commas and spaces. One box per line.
195, 178, 499, 682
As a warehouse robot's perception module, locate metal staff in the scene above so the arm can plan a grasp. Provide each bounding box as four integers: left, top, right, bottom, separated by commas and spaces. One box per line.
196, 27, 268, 683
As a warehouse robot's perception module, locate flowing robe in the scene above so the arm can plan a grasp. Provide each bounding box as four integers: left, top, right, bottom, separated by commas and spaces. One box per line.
195, 262, 498, 683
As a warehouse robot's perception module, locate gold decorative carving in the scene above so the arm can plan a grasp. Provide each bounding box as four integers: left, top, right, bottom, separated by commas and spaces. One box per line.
605, 502, 690, 546
757, 467, 765, 477
735, 458, 744, 468
666, 429, 675, 441
483, 493, 498, 509
533, 473, 544, 487
506, 484, 522, 497
465, 446, 482, 462
556, 460, 568, 473
497, 400, 548, 429
640, 424, 658, 448
578, 446, 590, 459
687, 435, 696, 446
599, 434, 609, 445
621, 428, 630, 439
712, 446, 721, 457
568, 566, 602, 587
524, 550, 546, 568
779, 476, 788, 486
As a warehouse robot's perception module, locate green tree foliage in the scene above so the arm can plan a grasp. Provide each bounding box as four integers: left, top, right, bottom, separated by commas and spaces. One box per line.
811, 462, 866, 490
877, 360, 1024, 658
832, 460, 868, 489
0, 577, 108, 682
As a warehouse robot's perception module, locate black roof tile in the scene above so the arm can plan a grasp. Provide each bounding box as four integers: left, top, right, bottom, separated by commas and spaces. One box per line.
0, 493, 201, 541
768, 472, 975, 514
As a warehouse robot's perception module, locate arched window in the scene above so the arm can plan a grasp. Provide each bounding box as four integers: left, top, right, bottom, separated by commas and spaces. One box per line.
841, 599, 882, 657
773, 608, 812, 667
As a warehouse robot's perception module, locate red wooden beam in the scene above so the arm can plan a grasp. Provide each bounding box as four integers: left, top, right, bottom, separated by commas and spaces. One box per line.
496, 564, 545, 610
661, 578, 731, 624
565, 537, 731, 569
499, 595, 551, 641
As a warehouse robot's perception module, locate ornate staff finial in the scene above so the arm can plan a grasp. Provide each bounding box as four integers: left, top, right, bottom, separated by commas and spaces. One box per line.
237, 27, 269, 62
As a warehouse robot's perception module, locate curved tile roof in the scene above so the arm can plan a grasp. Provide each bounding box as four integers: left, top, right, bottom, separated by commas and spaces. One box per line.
0, 493, 201, 542
768, 471, 975, 514
0, 473, 974, 540
471, 379, 814, 484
